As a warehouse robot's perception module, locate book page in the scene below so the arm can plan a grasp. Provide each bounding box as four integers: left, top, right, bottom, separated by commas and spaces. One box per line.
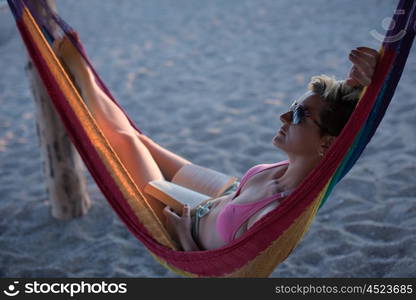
171, 164, 238, 197
144, 180, 212, 214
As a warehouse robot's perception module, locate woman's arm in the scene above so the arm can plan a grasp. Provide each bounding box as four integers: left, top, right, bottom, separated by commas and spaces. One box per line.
163, 192, 236, 251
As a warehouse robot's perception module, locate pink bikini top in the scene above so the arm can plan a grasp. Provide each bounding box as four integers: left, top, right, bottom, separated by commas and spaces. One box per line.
216, 160, 290, 244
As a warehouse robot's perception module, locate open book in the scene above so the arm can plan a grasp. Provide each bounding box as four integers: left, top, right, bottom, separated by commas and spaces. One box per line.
143, 164, 238, 214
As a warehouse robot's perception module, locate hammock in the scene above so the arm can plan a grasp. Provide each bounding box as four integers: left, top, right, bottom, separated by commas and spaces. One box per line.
8, 0, 415, 277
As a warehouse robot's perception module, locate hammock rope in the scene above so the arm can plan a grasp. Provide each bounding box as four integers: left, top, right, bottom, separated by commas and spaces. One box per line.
8, 0, 415, 277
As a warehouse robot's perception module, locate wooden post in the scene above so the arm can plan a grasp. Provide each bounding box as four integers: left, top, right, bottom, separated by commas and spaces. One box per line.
26, 0, 91, 219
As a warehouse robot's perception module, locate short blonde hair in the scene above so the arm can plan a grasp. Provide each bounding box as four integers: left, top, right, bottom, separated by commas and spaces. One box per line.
308, 75, 362, 136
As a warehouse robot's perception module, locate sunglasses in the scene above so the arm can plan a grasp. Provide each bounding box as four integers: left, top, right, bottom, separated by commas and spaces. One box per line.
289, 101, 326, 132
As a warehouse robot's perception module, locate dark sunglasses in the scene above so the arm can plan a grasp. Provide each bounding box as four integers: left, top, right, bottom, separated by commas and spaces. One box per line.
289, 102, 326, 132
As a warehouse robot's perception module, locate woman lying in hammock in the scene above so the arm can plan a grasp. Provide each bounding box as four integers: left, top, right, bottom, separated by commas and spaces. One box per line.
54, 34, 378, 251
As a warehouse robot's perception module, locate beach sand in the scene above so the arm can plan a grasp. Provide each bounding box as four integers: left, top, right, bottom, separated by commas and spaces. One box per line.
0, 0, 415, 277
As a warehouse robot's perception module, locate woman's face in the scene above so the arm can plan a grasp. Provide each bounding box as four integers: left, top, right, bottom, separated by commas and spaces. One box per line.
272, 91, 329, 158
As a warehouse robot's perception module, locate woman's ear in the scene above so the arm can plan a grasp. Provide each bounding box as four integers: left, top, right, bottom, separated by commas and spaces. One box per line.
319, 135, 336, 156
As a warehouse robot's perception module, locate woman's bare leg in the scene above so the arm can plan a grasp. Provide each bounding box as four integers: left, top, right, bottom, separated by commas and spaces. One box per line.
54, 35, 179, 223
56, 35, 194, 180
55, 36, 167, 197
136, 133, 192, 181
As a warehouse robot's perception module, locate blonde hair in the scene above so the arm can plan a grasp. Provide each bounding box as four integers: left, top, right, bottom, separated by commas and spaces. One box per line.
307, 75, 362, 136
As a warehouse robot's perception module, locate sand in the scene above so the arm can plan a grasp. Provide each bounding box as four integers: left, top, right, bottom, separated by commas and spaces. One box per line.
0, 0, 415, 277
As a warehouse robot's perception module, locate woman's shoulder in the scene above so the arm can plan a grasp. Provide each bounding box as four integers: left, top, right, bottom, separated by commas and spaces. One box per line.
245, 160, 289, 176
238, 160, 289, 193
240, 164, 270, 184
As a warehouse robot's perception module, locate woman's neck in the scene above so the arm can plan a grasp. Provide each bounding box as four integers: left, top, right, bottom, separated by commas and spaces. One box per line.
276, 155, 321, 191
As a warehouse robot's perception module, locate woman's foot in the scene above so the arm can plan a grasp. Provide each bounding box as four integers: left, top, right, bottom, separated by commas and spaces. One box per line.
53, 33, 89, 80
53, 33, 93, 108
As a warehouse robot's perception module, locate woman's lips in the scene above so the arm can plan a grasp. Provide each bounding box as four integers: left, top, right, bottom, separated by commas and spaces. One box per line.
278, 128, 286, 136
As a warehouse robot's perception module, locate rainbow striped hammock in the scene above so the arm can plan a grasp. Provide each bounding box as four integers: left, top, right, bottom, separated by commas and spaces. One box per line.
8, 0, 415, 277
